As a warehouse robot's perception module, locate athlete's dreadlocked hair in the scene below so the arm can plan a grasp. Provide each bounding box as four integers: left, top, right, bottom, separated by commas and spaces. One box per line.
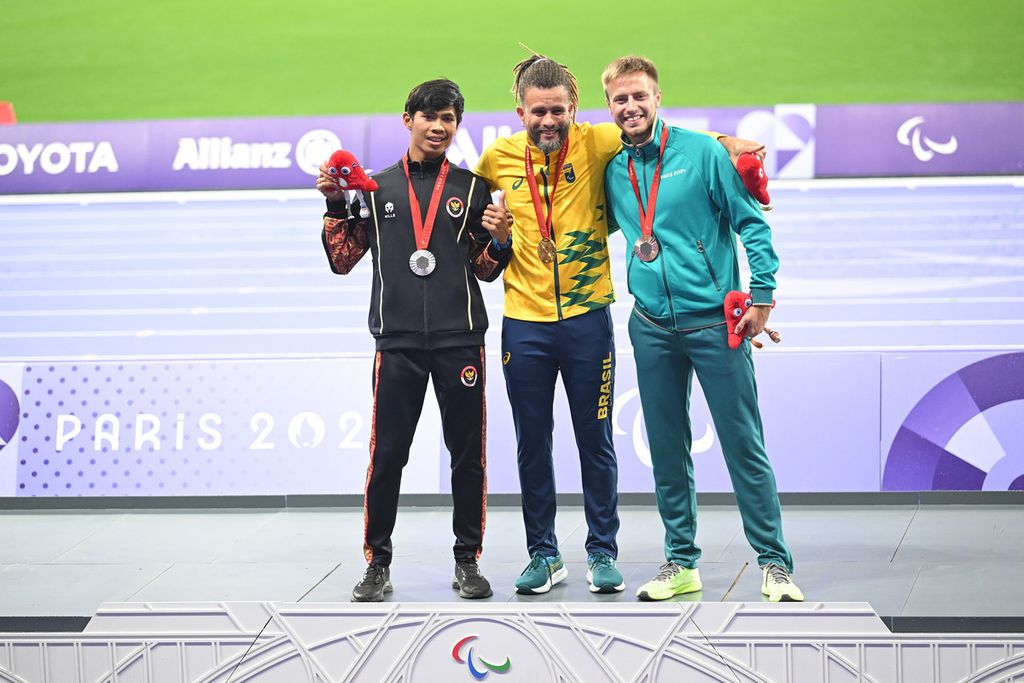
511, 54, 579, 120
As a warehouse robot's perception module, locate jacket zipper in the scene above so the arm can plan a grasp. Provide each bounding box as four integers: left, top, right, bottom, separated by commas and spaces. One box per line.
639, 145, 677, 326
416, 163, 430, 340
696, 239, 721, 291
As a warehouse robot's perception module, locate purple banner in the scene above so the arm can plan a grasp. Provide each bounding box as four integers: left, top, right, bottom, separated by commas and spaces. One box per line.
476, 351, 881, 495
0, 121, 150, 193
147, 117, 368, 190
0, 116, 368, 194
815, 102, 1024, 177
4, 350, 1022, 496
1, 102, 1021, 194
881, 351, 1024, 491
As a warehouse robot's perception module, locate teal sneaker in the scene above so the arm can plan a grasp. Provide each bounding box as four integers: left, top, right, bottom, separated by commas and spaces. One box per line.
636, 562, 702, 601
587, 552, 625, 593
515, 552, 567, 594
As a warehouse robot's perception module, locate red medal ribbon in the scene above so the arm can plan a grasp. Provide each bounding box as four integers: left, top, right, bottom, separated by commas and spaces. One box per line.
524, 138, 570, 242
402, 155, 450, 250
626, 124, 669, 240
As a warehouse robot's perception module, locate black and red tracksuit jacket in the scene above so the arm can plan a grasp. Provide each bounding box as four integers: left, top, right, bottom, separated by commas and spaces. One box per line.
321, 155, 511, 350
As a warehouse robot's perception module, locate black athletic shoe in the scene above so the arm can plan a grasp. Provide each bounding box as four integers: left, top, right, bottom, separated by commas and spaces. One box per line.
351, 564, 392, 602
452, 560, 493, 599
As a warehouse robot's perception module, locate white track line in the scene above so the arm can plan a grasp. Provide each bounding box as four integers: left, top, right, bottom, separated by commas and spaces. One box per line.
767, 319, 1024, 328
780, 296, 1024, 306
0, 176, 1020, 206
3, 318, 1020, 340
0, 267, 324, 279
3, 344, 1023, 364
0, 352, 377, 362
0, 251, 316, 263
0, 327, 367, 339
0, 305, 363, 317
0, 285, 368, 297
772, 176, 1024, 190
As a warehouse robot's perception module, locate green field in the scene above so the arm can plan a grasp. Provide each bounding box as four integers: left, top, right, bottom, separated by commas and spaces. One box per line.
2, 0, 1021, 123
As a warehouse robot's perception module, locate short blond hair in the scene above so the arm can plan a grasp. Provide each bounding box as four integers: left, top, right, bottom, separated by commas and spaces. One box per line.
601, 55, 660, 99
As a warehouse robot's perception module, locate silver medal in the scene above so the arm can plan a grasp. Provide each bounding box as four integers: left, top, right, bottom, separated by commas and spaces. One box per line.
409, 249, 436, 276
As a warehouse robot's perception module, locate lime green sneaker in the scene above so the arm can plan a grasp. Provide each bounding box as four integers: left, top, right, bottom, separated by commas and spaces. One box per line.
636, 562, 702, 601
515, 552, 567, 594
587, 552, 625, 593
761, 563, 804, 602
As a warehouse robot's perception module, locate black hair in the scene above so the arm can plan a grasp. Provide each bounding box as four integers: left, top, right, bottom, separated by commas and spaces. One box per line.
404, 78, 465, 125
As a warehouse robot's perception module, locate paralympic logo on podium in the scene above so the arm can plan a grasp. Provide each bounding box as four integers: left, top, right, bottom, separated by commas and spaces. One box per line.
451, 635, 511, 680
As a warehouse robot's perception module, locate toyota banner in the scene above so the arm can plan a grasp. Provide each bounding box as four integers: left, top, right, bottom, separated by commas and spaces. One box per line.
1, 102, 1021, 194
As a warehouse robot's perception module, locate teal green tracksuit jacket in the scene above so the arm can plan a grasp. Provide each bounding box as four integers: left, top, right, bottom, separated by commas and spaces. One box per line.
603, 118, 792, 571
604, 118, 779, 327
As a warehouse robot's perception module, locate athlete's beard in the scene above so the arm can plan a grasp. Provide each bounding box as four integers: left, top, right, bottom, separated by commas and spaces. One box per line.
530, 123, 569, 156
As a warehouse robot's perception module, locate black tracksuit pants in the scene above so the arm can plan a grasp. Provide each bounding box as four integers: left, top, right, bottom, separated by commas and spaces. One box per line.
362, 345, 486, 566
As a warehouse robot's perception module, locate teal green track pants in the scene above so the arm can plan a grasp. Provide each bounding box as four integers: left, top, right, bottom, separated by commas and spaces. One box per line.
628, 307, 793, 571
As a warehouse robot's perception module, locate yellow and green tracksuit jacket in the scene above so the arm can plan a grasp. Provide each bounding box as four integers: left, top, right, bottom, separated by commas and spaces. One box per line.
474, 122, 621, 322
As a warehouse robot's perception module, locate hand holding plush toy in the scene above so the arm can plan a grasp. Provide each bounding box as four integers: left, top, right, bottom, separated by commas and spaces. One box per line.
736, 152, 771, 210
724, 290, 781, 349
317, 150, 377, 219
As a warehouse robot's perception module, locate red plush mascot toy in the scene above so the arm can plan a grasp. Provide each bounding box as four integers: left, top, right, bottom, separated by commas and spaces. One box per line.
736, 152, 771, 210
724, 290, 781, 350
324, 150, 378, 218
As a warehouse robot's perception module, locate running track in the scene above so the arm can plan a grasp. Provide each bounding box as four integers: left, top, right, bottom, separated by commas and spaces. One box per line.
1, 177, 1022, 361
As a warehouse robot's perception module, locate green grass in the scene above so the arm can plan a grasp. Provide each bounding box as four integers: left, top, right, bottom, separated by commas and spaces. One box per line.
1, 0, 1021, 123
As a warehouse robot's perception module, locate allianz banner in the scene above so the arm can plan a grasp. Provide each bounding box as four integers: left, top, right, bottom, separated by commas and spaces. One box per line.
0, 116, 369, 193
0, 103, 1021, 194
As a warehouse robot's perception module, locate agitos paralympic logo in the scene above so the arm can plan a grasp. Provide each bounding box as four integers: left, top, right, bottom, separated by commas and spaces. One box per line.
452, 636, 511, 680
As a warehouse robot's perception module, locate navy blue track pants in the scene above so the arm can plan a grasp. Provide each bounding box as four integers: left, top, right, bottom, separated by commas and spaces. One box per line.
501, 306, 619, 558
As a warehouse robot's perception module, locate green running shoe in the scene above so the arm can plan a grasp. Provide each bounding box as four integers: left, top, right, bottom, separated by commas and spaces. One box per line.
636, 562, 702, 601
515, 552, 567, 594
587, 552, 625, 593
761, 563, 804, 602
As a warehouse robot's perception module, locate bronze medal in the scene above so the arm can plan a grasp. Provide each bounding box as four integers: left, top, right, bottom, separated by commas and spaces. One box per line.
537, 237, 556, 264
627, 125, 670, 265
409, 249, 436, 276
633, 234, 660, 262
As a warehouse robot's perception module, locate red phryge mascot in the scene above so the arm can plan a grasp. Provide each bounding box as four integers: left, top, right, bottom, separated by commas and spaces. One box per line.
736, 152, 771, 210
724, 290, 781, 350
324, 150, 378, 218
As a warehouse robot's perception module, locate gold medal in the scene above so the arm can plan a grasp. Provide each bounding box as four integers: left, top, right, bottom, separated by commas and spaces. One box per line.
525, 143, 569, 269
537, 237, 555, 263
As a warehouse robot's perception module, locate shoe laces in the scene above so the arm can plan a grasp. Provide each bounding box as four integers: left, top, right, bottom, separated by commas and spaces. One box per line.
522, 553, 551, 576
764, 563, 791, 584
458, 561, 482, 579
589, 553, 613, 570
654, 561, 682, 581
362, 565, 384, 585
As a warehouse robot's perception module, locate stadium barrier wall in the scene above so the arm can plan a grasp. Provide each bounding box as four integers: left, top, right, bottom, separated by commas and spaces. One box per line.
1, 103, 1022, 194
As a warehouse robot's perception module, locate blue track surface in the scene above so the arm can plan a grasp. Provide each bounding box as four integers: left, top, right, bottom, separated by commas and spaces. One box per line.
1, 179, 1022, 360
